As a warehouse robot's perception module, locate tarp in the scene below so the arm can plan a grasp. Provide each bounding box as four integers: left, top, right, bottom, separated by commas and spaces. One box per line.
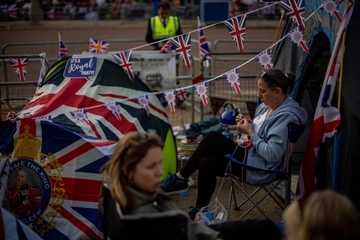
0, 54, 178, 239
272, 0, 360, 210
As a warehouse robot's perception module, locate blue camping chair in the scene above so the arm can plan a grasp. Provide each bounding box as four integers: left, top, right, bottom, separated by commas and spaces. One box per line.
225, 123, 306, 221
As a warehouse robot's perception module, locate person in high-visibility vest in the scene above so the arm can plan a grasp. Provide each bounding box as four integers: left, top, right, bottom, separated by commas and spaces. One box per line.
145, 1, 182, 50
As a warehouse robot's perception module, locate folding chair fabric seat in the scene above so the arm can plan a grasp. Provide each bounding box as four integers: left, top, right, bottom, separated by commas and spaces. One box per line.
225, 123, 306, 221
100, 185, 189, 240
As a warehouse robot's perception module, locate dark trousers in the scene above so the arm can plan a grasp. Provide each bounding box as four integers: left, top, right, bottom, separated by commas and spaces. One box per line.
179, 131, 246, 208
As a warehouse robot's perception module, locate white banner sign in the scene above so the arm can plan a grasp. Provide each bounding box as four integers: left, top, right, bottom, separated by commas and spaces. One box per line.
132, 51, 177, 91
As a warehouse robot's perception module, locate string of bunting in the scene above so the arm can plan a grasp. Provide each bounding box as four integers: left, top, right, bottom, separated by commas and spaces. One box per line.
8, 0, 347, 122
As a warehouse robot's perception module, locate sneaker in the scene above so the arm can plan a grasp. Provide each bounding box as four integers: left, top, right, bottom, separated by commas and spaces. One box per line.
188, 206, 199, 220
161, 173, 189, 195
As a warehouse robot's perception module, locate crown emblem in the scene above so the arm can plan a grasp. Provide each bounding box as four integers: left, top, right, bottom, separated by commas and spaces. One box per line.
13, 125, 42, 160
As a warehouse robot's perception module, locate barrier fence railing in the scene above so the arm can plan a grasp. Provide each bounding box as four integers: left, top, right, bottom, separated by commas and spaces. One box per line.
0, 53, 49, 120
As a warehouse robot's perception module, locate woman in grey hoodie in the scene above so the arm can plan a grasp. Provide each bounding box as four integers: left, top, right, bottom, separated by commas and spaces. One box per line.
161, 68, 308, 219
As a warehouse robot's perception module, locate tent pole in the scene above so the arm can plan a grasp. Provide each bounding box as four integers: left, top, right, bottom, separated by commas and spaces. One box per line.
271, 10, 285, 54
337, 0, 349, 111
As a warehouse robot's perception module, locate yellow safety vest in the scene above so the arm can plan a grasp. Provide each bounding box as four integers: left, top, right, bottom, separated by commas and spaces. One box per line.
150, 16, 179, 40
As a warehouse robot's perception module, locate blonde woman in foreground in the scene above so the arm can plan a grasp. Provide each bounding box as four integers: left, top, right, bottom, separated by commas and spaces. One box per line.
283, 190, 360, 240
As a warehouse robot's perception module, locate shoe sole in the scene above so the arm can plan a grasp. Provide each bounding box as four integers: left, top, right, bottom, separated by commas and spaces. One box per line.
162, 187, 189, 196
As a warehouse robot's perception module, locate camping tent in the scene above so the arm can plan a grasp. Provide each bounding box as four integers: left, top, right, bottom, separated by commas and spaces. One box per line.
272, 0, 360, 210
0, 54, 178, 239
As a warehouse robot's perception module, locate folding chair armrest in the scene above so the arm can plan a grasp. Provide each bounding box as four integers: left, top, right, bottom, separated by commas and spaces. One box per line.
225, 154, 286, 174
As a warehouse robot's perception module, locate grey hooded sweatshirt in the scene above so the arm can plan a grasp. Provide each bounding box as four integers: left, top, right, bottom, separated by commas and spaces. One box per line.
246, 97, 308, 184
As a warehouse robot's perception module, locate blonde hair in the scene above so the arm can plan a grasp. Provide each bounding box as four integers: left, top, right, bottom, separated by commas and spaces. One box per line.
101, 131, 164, 213
283, 190, 360, 240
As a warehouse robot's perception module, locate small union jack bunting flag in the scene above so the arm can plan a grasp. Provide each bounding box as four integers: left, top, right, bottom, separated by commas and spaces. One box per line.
176, 88, 188, 101
113, 50, 135, 82
89, 38, 109, 53
194, 82, 209, 108
279, 0, 305, 29
255, 49, 274, 69
198, 17, 211, 68
164, 90, 177, 114
9, 58, 28, 82
104, 102, 121, 120
320, 0, 343, 22
171, 33, 192, 70
287, 26, 310, 54
224, 15, 246, 54
58, 32, 69, 59
137, 95, 151, 117
223, 68, 241, 95
159, 40, 173, 53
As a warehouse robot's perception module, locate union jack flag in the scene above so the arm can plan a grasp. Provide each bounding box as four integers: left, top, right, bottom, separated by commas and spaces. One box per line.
7, 4, 17, 19
9, 58, 28, 82
170, 33, 192, 70
159, 40, 173, 53
113, 50, 135, 82
223, 68, 241, 95
297, 3, 354, 196
286, 26, 310, 54
164, 90, 176, 114
1, 56, 177, 239
197, 17, 211, 68
224, 15, 247, 54
176, 88, 187, 101
255, 49, 274, 69
1, 118, 117, 240
58, 33, 69, 59
320, 0, 344, 22
194, 82, 209, 108
278, 0, 305, 29
89, 38, 109, 54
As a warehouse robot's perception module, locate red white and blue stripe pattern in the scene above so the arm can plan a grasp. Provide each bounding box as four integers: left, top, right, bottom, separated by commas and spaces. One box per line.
112, 50, 135, 82
198, 17, 211, 68
9, 58, 28, 82
224, 15, 247, 54
89, 38, 109, 54
171, 33, 192, 70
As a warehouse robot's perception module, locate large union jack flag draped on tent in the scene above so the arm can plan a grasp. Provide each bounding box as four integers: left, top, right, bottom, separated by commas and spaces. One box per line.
320, 0, 344, 22
112, 50, 135, 82
286, 26, 310, 54
9, 58, 28, 82
171, 33, 192, 70
58, 33, 69, 59
197, 17, 211, 68
89, 38, 109, 54
278, 0, 305, 29
297, 3, 354, 196
224, 15, 247, 54
0, 56, 177, 239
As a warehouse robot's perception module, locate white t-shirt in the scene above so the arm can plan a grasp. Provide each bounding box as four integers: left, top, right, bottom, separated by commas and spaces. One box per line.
253, 109, 269, 133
